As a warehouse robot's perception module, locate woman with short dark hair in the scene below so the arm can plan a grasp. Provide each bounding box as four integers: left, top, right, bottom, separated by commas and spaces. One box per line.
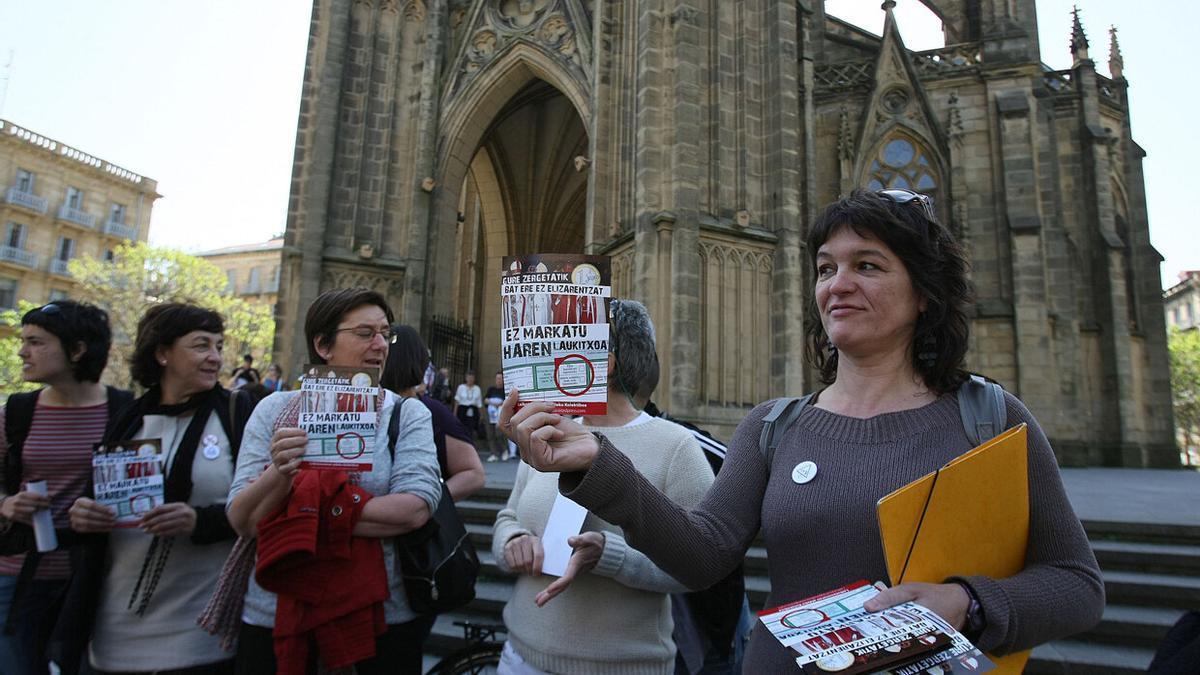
0, 301, 129, 675
227, 288, 441, 674
68, 302, 252, 674
504, 189, 1105, 671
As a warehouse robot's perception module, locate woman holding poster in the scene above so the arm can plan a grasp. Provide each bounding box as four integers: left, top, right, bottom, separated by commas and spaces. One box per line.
502, 190, 1104, 672
226, 287, 441, 674
0, 301, 129, 675
491, 300, 714, 674
67, 303, 253, 675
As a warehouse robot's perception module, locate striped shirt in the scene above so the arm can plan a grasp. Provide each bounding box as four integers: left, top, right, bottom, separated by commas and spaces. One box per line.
0, 401, 109, 579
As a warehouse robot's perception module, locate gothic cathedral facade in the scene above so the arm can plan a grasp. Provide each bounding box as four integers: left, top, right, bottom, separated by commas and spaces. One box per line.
276, 0, 1177, 467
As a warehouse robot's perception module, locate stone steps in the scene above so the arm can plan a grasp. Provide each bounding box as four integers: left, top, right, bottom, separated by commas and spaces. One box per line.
438, 489, 1192, 672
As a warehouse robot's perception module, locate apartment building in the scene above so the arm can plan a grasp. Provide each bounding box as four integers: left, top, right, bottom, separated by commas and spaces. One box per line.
197, 236, 283, 309
0, 119, 158, 307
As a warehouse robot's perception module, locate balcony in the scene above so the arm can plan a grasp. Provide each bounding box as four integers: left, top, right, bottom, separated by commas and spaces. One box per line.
4, 187, 48, 214
49, 259, 72, 277
0, 246, 39, 269
103, 219, 139, 240
57, 204, 96, 229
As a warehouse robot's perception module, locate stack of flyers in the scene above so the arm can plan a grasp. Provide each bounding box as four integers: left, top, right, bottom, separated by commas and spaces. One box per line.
299, 365, 380, 470
758, 580, 995, 674
92, 439, 165, 527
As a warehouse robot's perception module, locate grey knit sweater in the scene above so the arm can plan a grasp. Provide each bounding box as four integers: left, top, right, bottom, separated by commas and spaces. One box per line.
561, 391, 1104, 673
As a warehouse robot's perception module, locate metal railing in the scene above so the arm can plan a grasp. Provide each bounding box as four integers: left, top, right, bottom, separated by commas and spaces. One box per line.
103, 219, 139, 240
4, 187, 48, 214
0, 246, 38, 268
57, 205, 96, 228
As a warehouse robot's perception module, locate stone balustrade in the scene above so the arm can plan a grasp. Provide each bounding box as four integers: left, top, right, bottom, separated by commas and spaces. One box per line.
103, 219, 139, 240
0, 246, 39, 268
57, 204, 97, 228
4, 186, 48, 214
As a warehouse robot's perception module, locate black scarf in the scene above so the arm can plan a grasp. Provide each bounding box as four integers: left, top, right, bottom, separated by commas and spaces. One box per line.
107, 385, 235, 504
105, 384, 235, 614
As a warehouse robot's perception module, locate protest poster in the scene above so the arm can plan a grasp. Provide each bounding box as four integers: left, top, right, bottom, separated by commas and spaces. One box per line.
92, 439, 165, 527
500, 253, 611, 416
299, 364, 380, 470
758, 580, 994, 674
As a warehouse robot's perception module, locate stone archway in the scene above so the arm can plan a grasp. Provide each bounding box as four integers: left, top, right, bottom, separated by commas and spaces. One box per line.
439, 77, 590, 380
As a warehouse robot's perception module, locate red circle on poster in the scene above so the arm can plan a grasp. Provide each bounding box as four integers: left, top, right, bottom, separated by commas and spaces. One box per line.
553, 354, 596, 397
336, 432, 366, 460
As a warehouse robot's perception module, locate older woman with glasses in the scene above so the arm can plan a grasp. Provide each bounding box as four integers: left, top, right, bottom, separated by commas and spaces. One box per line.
502, 189, 1104, 672
0, 301, 129, 675
67, 303, 254, 675
227, 287, 440, 675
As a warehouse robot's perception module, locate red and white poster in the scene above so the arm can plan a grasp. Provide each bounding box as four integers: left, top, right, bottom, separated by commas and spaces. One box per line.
501, 254, 611, 416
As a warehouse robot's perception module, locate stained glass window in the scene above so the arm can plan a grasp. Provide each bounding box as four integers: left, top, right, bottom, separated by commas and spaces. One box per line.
866, 136, 941, 213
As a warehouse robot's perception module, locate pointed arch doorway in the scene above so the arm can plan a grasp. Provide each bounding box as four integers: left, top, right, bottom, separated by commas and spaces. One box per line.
440, 78, 590, 384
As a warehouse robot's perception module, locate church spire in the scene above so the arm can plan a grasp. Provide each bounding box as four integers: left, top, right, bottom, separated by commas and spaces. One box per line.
1070, 6, 1090, 64
1109, 25, 1124, 79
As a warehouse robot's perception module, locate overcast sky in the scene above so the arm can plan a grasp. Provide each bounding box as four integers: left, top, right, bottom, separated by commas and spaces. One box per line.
0, 0, 1194, 288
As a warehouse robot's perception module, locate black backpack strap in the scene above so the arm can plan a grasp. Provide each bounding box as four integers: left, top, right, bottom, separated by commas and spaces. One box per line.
757, 395, 814, 470
958, 375, 1006, 446
3, 390, 42, 496
387, 396, 407, 460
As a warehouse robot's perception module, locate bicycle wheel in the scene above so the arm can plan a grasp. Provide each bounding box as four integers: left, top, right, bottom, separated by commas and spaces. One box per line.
428, 643, 502, 675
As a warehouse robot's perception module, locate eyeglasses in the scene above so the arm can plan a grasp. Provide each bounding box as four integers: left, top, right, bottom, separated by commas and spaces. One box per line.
877, 188, 937, 225
335, 325, 394, 342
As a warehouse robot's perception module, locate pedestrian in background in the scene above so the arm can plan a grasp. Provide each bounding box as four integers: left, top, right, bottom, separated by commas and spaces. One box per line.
484, 372, 508, 462
453, 371, 482, 440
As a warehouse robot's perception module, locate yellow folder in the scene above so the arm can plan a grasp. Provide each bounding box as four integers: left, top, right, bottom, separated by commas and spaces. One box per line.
876, 423, 1031, 673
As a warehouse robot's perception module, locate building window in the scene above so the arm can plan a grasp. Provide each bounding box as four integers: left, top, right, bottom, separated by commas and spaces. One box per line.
104, 249, 115, 262
109, 203, 126, 224
4, 222, 25, 249
57, 236, 75, 261
48, 289, 69, 302
65, 187, 84, 210
248, 266, 261, 292
0, 278, 17, 309
866, 136, 941, 209
226, 270, 236, 293
14, 169, 34, 193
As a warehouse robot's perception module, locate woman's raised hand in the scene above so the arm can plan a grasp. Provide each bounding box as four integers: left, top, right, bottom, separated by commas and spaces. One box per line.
270, 427, 308, 477
498, 389, 600, 473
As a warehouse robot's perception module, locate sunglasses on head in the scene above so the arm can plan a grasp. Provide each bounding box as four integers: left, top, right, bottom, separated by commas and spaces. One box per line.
37, 304, 61, 315
877, 188, 937, 225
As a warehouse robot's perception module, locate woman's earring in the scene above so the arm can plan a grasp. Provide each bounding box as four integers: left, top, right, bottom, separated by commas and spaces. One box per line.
824, 338, 837, 355
917, 334, 937, 366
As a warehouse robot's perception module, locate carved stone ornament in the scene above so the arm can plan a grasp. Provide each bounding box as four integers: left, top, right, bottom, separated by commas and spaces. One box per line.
321, 267, 406, 300
448, 0, 591, 99
403, 0, 426, 21
881, 87, 910, 116
499, 0, 553, 29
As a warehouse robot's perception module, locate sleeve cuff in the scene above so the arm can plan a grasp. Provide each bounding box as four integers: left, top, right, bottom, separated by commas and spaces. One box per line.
592, 531, 626, 579
948, 574, 1012, 653
559, 433, 634, 509
190, 503, 237, 545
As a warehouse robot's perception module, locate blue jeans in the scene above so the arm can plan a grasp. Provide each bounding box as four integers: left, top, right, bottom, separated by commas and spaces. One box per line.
0, 573, 69, 675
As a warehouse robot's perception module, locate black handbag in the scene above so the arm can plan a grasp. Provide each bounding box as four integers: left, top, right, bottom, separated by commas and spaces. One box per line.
386, 399, 480, 615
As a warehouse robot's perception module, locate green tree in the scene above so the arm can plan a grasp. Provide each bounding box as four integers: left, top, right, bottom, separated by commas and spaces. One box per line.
69, 242, 275, 389
0, 301, 47, 399
1168, 327, 1200, 465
